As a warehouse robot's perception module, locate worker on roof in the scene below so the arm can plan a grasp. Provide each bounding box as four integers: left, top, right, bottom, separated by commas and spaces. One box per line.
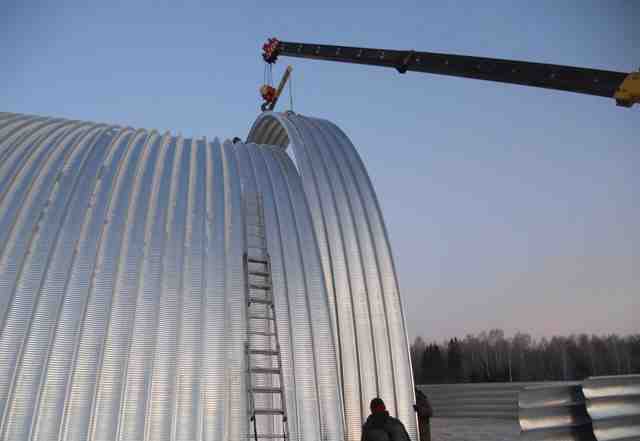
361, 397, 411, 441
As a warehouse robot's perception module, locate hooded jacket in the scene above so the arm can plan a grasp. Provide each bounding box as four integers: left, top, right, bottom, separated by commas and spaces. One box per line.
361, 410, 412, 441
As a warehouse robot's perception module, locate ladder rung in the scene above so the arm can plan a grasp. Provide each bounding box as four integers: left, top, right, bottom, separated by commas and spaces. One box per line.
249, 330, 277, 337
254, 408, 285, 415
248, 257, 268, 264
252, 386, 282, 394
249, 270, 269, 277
251, 367, 281, 374
250, 283, 271, 290
248, 315, 274, 320
255, 435, 287, 439
249, 349, 279, 356
248, 297, 272, 305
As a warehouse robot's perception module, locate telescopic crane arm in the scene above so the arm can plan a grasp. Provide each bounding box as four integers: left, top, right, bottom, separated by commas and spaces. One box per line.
261, 38, 639, 107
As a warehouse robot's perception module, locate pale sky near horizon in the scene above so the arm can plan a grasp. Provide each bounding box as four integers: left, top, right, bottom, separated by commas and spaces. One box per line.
2, 0, 638, 342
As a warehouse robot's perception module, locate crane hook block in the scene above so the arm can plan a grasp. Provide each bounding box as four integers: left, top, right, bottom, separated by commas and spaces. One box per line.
260, 85, 277, 103
262, 38, 281, 64
614, 71, 640, 107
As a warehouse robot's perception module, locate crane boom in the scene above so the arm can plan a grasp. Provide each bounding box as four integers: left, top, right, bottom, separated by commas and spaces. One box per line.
262, 39, 639, 107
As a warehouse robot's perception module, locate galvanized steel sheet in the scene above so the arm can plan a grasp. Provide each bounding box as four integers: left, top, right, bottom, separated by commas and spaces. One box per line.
0, 111, 415, 441
518, 384, 595, 441
0, 112, 350, 441
249, 112, 418, 441
583, 375, 640, 441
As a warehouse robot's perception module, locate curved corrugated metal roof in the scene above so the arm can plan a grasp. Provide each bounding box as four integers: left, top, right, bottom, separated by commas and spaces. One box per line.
249, 112, 417, 440
0, 111, 416, 441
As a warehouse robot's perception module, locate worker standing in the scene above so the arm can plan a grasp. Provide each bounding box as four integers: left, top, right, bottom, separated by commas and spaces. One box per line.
361, 397, 411, 441
413, 388, 433, 441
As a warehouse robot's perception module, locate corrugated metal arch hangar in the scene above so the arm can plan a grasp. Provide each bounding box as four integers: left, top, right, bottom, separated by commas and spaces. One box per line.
0, 111, 416, 441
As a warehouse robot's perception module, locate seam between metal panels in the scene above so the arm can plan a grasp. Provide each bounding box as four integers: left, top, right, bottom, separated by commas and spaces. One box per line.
290, 117, 371, 426
0, 122, 88, 436
313, 119, 395, 411
173, 136, 191, 441
112, 130, 159, 441
0, 121, 74, 271
91, 129, 151, 441
242, 143, 300, 439
117, 132, 164, 441
148, 134, 186, 441
0, 116, 57, 174
0, 123, 91, 438
309, 117, 397, 414
241, 145, 276, 436
0, 122, 72, 268
292, 116, 365, 427
142, 132, 175, 441
326, 118, 415, 432
297, 116, 381, 398
201, 138, 227, 441
85, 128, 140, 441
257, 144, 319, 440
283, 118, 345, 401
174, 137, 201, 441
268, 146, 327, 438
0, 120, 74, 254
197, 137, 209, 441
57, 127, 132, 441
280, 142, 346, 439
195, 138, 208, 441
328, 120, 416, 412
221, 140, 234, 441
221, 139, 248, 441
128, 131, 168, 441
25, 125, 108, 441
335, 119, 417, 435
0, 118, 58, 182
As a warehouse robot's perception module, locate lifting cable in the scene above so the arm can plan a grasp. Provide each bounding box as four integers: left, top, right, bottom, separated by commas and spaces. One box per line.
288, 72, 294, 112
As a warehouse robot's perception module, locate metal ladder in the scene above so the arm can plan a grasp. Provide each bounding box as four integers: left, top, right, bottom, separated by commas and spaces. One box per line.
243, 192, 289, 441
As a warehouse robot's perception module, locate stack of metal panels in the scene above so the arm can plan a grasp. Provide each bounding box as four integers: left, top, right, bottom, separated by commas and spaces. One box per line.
583, 375, 640, 441
518, 384, 595, 441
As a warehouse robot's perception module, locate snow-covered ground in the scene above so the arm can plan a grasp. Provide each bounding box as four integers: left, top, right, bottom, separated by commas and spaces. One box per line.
430, 418, 520, 441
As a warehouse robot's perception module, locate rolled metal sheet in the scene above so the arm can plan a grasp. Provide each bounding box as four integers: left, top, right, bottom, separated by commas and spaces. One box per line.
248, 112, 418, 441
0, 112, 345, 441
583, 375, 640, 441
518, 384, 595, 441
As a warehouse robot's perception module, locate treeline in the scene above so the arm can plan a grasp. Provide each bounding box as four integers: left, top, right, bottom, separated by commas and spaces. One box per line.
410, 330, 640, 384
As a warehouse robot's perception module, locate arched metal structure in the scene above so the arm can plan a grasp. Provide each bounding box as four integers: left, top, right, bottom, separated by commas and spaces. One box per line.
0, 111, 416, 441
248, 113, 417, 441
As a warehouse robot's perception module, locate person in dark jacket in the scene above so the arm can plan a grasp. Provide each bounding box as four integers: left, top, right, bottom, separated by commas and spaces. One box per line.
413, 388, 433, 441
361, 397, 412, 441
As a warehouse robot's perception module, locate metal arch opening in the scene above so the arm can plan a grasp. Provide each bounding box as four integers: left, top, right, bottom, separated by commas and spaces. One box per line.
247, 112, 290, 149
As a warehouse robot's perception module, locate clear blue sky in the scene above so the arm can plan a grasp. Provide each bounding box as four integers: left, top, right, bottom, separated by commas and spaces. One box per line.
3, 0, 638, 341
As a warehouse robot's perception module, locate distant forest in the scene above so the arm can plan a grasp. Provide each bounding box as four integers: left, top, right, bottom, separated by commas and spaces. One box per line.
410, 330, 640, 384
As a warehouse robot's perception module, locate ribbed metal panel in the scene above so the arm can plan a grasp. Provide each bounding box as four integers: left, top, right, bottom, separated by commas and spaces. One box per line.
420, 382, 580, 420
583, 375, 640, 441
518, 384, 595, 441
0, 112, 348, 441
249, 112, 418, 441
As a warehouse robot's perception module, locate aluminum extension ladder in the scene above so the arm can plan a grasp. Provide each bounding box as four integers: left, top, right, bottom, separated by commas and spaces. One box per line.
243, 192, 289, 441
